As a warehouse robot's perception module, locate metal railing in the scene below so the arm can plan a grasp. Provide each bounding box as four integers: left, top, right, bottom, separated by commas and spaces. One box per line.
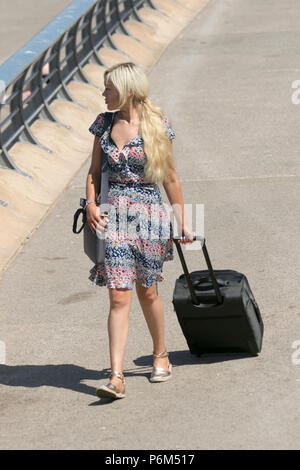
0, 0, 158, 178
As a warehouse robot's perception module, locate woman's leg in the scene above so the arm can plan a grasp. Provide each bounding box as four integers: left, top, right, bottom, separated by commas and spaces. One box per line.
107, 286, 132, 390
135, 281, 170, 371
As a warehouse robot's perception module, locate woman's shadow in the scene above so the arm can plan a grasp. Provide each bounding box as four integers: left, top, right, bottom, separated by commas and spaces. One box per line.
0, 363, 105, 398
0, 363, 132, 406
0, 350, 253, 405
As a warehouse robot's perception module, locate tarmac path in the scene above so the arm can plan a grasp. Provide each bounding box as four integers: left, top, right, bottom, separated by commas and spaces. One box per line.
0, 0, 73, 65
0, 0, 299, 450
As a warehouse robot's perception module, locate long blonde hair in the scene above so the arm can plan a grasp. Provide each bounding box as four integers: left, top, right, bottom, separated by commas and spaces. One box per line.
103, 62, 175, 184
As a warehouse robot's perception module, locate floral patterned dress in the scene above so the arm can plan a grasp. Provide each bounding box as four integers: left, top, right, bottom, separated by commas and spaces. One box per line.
88, 111, 175, 290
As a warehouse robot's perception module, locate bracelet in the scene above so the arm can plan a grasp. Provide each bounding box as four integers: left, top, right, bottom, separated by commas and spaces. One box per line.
85, 199, 96, 208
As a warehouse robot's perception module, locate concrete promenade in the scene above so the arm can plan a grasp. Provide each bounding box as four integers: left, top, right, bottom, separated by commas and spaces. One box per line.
0, 0, 73, 65
0, 0, 300, 450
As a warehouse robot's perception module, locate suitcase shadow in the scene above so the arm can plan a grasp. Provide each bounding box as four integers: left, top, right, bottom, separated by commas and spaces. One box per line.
134, 349, 255, 368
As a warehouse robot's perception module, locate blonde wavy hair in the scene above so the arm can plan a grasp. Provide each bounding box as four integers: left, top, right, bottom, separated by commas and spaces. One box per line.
103, 62, 175, 184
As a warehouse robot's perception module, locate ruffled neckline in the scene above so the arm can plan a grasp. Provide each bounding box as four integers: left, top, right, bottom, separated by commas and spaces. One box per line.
105, 111, 143, 153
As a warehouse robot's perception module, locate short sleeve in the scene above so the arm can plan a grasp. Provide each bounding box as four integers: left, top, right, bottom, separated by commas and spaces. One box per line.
89, 113, 105, 137
162, 116, 176, 140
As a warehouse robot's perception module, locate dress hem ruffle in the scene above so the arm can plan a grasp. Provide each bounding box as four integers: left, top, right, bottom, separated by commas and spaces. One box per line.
88, 254, 174, 290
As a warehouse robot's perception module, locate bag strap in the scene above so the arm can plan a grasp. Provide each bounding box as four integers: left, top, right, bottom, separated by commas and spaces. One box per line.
103, 111, 114, 132
72, 208, 86, 234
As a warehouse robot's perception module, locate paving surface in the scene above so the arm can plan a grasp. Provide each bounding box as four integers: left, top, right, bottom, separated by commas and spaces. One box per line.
0, 0, 300, 450
0, 0, 73, 65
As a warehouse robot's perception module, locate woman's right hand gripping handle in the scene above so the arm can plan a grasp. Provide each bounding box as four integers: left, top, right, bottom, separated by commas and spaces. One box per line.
86, 203, 108, 234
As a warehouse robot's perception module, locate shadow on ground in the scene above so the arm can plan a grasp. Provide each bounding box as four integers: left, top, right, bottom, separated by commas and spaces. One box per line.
0, 349, 254, 404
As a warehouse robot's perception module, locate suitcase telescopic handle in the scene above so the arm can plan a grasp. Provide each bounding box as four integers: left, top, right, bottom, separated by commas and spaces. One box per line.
173, 236, 223, 306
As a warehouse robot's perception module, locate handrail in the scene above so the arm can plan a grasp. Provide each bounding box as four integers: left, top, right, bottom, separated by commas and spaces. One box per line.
0, 0, 157, 178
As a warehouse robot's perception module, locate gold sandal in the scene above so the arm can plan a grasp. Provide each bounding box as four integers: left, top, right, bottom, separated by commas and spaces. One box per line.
96, 371, 126, 399
150, 350, 172, 382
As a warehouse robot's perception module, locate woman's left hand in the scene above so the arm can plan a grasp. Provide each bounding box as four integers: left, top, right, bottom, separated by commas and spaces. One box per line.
178, 225, 194, 244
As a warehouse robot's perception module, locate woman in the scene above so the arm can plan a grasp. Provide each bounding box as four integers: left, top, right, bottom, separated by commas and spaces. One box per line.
86, 62, 194, 399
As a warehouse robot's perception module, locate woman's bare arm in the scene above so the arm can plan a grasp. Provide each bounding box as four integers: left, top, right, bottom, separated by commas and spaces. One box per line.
162, 142, 193, 243
86, 136, 102, 202
85, 136, 107, 233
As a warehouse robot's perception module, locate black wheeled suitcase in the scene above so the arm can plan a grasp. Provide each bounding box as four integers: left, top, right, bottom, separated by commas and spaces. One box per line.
172, 236, 264, 356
